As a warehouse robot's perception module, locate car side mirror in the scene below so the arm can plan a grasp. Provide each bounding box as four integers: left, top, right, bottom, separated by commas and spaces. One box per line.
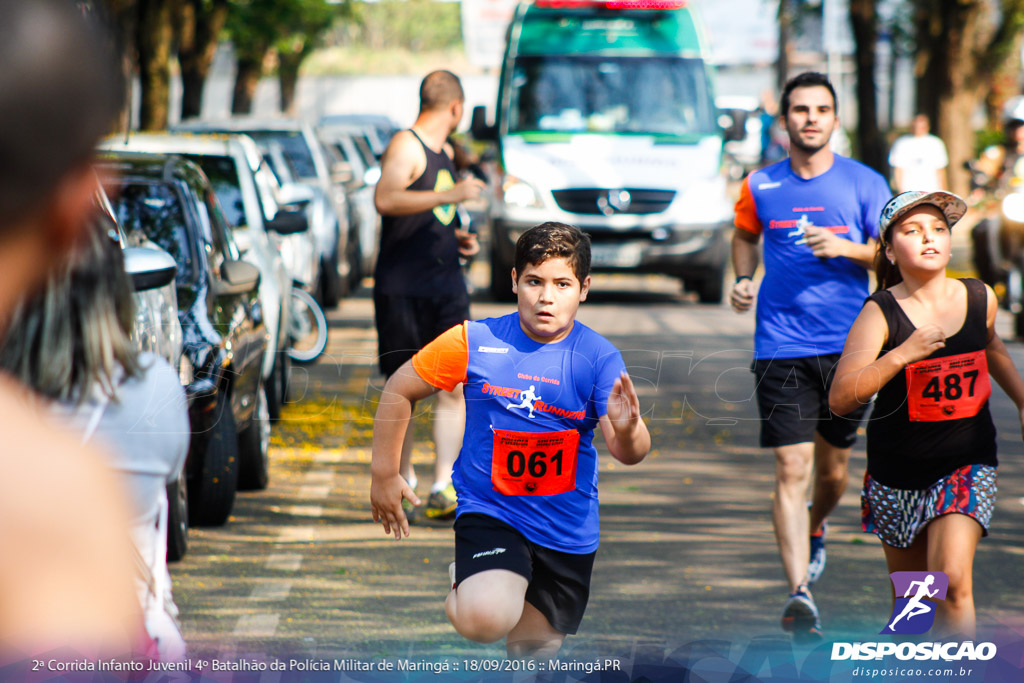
123, 246, 177, 292
218, 259, 261, 295
471, 105, 497, 142
267, 208, 309, 235
278, 182, 316, 208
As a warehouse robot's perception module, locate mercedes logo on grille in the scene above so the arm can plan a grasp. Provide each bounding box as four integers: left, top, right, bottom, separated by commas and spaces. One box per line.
597, 190, 631, 216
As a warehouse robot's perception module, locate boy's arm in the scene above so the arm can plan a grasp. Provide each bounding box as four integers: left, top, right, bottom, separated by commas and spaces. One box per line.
370, 360, 440, 539
598, 371, 650, 465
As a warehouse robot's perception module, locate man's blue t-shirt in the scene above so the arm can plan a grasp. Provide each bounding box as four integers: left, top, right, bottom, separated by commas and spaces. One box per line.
411, 313, 626, 554
734, 156, 891, 359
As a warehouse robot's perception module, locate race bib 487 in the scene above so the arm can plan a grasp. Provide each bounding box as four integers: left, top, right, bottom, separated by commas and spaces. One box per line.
491, 428, 580, 496
905, 350, 991, 422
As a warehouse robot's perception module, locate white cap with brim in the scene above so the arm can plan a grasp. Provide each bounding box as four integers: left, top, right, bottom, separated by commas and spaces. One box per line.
878, 190, 968, 245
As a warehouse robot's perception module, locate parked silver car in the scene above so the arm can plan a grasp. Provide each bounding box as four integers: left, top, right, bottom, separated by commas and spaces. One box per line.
100, 132, 304, 421
175, 118, 352, 308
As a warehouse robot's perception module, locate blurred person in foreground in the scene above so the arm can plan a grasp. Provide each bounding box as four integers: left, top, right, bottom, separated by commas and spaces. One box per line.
373, 70, 485, 522
0, 216, 189, 660
0, 0, 141, 658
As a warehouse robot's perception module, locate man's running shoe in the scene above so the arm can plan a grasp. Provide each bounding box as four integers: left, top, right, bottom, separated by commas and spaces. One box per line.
781, 588, 823, 642
423, 483, 458, 520
807, 520, 827, 585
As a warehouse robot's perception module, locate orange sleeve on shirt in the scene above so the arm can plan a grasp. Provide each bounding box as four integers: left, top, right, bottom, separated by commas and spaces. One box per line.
411, 322, 469, 392
733, 176, 763, 235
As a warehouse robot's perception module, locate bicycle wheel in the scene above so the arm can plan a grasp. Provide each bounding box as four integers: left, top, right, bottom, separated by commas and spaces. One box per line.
288, 287, 328, 364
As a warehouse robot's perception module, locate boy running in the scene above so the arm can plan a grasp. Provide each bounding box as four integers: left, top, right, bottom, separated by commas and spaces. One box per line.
370, 222, 650, 657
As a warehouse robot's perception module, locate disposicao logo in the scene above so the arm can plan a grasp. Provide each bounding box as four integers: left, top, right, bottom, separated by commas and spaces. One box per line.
831, 571, 997, 663
882, 571, 948, 635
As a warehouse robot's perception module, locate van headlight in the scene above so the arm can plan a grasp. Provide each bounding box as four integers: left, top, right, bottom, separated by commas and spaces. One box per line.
1003, 193, 1024, 222
502, 176, 544, 209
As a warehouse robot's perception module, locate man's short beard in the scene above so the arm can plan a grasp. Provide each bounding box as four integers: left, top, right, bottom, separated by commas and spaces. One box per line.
790, 136, 830, 155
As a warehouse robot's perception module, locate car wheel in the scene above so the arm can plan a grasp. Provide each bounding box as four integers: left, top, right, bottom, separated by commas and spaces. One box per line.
237, 383, 271, 491
693, 270, 725, 304
188, 393, 239, 527
166, 473, 188, 562
320, 251, 342, 310
266, 351, 287, 421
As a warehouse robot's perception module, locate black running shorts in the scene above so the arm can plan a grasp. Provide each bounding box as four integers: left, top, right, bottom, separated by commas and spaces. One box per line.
373, 291, 470, 378
751, 353, 868, 449
453, 513, 596, 635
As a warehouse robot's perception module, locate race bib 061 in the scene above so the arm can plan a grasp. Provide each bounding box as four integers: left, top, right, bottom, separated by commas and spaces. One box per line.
491, 428, 580, 496
905, 350, 991, 422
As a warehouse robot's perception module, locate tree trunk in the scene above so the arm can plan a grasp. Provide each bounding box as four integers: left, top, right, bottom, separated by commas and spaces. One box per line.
178, 0, 229, 120
277, 49, 309, 116
913, 0, 1024, 197
776, 0, 793, 93
110, 1, 138, 134
137, 0, 175, 130
232, 51, 266, 115
849, 0, 884, 173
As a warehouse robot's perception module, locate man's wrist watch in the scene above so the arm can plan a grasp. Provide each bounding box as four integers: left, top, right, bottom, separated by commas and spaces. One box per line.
734, 275, 752, 284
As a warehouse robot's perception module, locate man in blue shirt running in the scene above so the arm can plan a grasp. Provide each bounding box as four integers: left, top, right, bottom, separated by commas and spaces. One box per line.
730, 72, 891, 641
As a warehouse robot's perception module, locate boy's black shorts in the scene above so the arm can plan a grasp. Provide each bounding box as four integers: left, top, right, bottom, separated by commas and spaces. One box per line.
373, 291, 470, 378
751, 353, 869, 449
453, 513, 596, 635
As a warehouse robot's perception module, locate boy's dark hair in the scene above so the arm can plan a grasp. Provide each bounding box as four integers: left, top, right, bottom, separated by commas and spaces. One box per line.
780, 72, 837, 116
420, 70, 464, 112
514, 222, 591, 283
0, 0, 123, 228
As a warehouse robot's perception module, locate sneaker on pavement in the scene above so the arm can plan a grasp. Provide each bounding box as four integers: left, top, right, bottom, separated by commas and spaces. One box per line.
402, 497, 420, 525
781, 588, 823, 642
424, 483, 458, 520
807, 520, 827, 585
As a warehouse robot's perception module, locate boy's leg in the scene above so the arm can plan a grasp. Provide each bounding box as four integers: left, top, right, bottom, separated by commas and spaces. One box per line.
398, 400, 417, 490
446, 569, 528, 643
431, 385, 465, 488
506, 601, 565, 659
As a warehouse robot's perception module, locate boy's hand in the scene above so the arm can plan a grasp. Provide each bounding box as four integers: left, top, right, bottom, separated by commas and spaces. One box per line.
370, 474, 421, 540
606, 371, 642, 435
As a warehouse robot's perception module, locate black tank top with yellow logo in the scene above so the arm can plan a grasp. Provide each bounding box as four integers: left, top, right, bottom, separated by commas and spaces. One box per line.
374, 130, 465, 297
866, 278, 997, 489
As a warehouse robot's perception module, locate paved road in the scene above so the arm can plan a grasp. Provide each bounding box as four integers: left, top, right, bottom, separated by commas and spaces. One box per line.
171, 270, 1024, 671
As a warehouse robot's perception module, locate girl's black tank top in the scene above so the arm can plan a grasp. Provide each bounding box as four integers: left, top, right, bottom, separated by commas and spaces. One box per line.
865, 278, 997, 489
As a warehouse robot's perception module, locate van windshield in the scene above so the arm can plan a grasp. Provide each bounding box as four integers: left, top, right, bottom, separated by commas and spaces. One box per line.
508, 55, 716, 136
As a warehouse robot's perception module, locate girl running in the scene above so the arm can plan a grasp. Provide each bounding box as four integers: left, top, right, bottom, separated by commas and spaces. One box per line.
830, 190, 1024, 638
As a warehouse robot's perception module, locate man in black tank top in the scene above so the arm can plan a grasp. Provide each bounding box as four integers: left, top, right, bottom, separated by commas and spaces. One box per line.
373, 70, 486, 521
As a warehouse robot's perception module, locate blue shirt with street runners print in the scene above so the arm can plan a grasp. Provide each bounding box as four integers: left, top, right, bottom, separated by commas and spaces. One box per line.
410, 313, 626, 554
734, 155, 891, 360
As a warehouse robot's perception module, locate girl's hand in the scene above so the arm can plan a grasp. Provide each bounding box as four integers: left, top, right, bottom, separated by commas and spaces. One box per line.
895, 324, 945, 365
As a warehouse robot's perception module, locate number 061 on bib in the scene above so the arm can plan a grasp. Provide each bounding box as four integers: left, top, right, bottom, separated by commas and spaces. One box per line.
491, 428, 580, 496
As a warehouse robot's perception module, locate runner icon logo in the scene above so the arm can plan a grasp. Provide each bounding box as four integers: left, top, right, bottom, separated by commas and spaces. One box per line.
882, 571, 949, 635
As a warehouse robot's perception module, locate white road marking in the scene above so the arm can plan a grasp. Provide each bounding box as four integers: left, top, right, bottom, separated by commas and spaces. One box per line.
232, 613, 279, 637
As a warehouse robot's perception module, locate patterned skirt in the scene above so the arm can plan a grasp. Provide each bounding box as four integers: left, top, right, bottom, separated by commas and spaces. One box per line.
861, 464, 997, 549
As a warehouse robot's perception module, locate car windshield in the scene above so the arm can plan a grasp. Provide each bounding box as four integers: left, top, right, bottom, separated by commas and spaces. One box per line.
508, 55, 716, 136
112, 180, 196, 284
183, 155, 247, 229
243, 130, 317, 180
